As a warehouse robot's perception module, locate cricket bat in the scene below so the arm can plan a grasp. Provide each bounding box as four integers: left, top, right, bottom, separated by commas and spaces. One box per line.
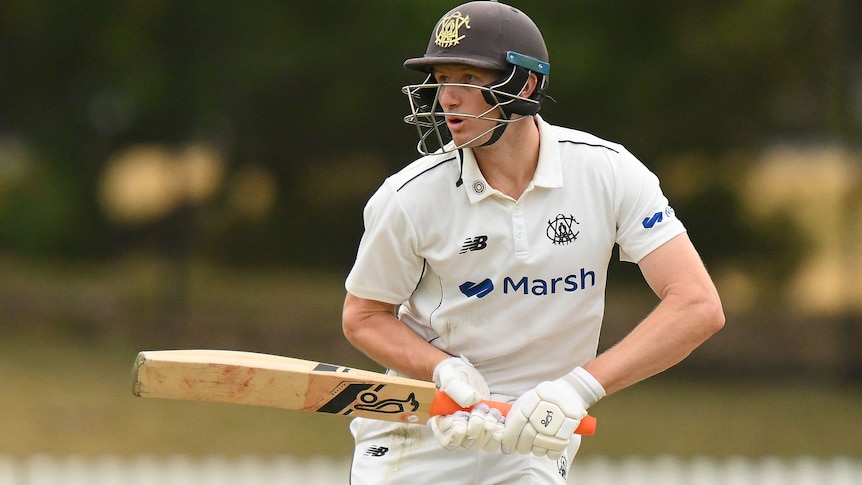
131, 349, 596, 435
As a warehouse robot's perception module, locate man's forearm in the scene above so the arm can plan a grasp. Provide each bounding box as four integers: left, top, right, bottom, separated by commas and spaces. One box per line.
343, 293, 450, 381
583, 285, 724, 395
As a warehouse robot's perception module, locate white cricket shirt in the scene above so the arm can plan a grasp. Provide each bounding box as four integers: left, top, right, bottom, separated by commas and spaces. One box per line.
346, 116, 685, 398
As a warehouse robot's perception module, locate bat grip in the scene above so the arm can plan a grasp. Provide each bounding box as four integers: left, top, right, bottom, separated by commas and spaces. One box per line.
430, 389, 596, 436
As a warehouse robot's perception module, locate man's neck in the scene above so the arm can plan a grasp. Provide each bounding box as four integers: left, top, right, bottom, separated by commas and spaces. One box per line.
472, 116, 541, 200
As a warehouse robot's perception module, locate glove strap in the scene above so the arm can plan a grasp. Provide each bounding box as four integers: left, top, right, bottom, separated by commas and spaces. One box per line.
561, 367, 606, 408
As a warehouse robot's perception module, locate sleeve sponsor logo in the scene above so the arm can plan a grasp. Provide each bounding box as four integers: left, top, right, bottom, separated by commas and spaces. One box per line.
642, 206, 675, 229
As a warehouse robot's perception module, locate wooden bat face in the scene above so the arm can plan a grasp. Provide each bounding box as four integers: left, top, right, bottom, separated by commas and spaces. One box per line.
132, 350, 438, 424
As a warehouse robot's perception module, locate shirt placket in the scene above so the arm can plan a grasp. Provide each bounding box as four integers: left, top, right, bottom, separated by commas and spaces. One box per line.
512, 202, 529, 257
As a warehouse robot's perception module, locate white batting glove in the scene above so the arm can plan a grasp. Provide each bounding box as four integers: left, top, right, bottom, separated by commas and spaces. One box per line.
429, 403, 506, 452
432, 355, 490, 407
501, 367, 605, 460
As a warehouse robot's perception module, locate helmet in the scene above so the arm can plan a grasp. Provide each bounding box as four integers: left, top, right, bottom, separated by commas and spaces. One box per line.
402, 1, 551, 155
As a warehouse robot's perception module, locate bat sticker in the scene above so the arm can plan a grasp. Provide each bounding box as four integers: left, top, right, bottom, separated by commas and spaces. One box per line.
354, 391, 420, 414
316, 383, 373, 414
313, 363, 352, 373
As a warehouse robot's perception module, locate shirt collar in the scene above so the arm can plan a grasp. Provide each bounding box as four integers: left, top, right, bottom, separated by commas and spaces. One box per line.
533, 115, 564, 189
460, 115, 563, 204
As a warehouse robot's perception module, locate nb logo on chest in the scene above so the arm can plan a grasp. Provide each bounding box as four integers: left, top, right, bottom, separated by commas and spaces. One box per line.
460, 235, 488, 253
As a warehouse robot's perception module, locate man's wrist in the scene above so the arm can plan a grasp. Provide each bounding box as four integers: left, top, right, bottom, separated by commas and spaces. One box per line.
561, 366, 606, 408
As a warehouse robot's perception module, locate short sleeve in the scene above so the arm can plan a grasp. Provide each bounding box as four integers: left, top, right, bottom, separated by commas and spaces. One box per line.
613, 149, 686, 263
345, 182, 426, 304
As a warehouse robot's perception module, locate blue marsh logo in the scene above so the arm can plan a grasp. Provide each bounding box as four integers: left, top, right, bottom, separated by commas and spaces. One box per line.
459, 269, 597, 298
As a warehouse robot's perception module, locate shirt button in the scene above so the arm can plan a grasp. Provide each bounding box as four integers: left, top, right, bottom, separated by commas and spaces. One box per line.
472, 180, 486, 194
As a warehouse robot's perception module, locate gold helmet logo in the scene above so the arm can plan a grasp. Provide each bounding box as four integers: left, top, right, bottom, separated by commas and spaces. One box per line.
434, 12, 470, 48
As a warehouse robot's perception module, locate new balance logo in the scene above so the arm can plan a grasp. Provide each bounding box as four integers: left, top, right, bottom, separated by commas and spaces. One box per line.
459, 279, 494, 298
460, 235, 488, 253
364, 445, 389, 457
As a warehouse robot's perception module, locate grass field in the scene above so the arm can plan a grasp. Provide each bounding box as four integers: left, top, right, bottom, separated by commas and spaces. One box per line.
1, 335, 860, 459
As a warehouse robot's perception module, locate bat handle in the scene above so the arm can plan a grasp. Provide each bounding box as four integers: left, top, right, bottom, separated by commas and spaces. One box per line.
430, 390, 597, 436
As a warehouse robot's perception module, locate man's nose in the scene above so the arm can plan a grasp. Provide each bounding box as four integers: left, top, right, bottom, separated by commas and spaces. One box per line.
437, 84, 461, 109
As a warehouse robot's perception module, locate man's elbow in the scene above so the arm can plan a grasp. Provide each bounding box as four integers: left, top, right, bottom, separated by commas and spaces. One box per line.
698, 291, 726, 339
341, 294, 362, 343
342, 316, 355, 342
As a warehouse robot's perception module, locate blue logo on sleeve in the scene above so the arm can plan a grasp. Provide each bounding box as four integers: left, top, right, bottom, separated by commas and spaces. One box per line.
642, 211, 663, 228
642, 206, 675, 228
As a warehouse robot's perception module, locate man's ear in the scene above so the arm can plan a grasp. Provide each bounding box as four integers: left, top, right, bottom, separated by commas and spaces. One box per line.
520, 72, 538, 98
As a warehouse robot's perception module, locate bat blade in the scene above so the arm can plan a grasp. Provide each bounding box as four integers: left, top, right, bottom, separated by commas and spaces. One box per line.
132, 350, 438, 424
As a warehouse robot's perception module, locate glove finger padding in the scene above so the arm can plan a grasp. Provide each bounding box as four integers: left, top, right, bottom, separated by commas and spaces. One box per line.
433, 356, 491, 407
429, 410, 470, 450
429, 404, 505, 452
465, 404, 505, 451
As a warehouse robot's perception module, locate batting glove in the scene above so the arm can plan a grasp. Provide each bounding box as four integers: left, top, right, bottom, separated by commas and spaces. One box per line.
429, 403, 506, 452
432, 355, 490, 407
501, 367, 605, 460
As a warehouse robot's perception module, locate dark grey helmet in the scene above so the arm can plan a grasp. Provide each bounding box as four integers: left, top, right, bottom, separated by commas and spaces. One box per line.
404, 1, 549, 75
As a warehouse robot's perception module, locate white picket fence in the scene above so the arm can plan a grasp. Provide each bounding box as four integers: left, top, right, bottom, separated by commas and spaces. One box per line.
0, 455, 860, 484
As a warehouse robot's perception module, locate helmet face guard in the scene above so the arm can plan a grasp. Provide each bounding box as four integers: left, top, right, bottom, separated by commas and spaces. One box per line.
402, 52, 549, 155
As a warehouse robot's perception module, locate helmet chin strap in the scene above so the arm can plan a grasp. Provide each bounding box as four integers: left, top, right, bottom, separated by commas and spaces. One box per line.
477, 110, 532, 148
478, 113, 509, 147
476, 66, 532, 148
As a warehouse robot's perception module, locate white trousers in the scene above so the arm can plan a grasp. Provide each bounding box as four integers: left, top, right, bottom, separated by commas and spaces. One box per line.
349, 417, 581, 485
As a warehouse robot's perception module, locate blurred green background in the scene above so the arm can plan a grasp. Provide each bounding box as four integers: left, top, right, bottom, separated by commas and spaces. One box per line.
1, 0, 861, 459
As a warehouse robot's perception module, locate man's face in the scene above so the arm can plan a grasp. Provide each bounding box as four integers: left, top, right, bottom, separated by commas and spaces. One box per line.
431, 64, 504, 149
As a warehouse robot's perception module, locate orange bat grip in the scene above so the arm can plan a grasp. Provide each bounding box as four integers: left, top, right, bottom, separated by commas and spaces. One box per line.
430, 389, 597, 436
